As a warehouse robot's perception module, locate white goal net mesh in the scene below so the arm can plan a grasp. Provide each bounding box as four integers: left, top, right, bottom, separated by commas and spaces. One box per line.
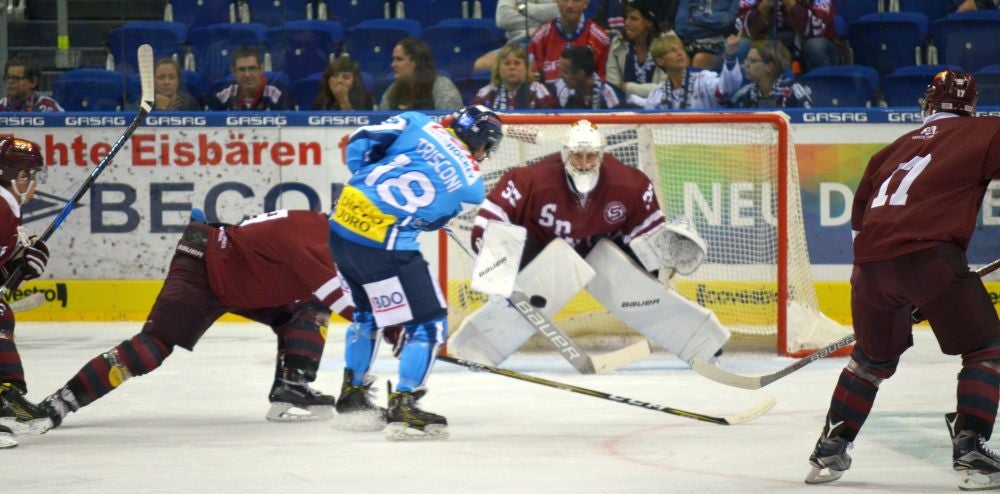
442, 113, 848, 356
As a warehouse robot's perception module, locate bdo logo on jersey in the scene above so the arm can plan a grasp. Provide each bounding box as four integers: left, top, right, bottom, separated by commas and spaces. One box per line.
364, 276, 414, 327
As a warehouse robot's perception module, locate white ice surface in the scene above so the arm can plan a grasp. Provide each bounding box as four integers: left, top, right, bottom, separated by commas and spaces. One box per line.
7, 322, 967, 493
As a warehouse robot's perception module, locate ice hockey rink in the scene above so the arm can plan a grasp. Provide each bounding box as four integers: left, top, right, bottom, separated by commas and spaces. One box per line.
7, 321, 969, 493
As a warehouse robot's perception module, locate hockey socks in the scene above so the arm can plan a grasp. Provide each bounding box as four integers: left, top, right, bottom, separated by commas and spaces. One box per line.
0, 325, 26, 392
956, 362, 1000, 440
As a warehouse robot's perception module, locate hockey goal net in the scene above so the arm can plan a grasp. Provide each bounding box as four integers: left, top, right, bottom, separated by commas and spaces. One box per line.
440, 112, 850, 357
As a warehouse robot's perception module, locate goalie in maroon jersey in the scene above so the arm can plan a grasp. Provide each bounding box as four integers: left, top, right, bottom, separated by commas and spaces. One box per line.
30, 209, 356, 433
0, 137, 52, 449
806, 71, 1000, 490
449, 119, 730, 370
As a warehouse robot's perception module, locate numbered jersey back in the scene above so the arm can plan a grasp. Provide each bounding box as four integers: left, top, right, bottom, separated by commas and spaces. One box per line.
852, 115, 1000, 263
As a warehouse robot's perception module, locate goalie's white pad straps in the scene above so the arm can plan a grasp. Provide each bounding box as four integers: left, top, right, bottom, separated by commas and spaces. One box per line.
449, 239, 594, 367
470, 221, 526, 298
628, 219, 708, 275
585, 239, 729, 365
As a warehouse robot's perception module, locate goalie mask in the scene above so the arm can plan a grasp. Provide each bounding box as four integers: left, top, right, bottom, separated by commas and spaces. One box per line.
921, 70, 978, 118
0, 137, 45, 205
561, 120, 605, 195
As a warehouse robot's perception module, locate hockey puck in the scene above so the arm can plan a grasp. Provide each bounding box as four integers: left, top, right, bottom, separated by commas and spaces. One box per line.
529, 295, 547, 308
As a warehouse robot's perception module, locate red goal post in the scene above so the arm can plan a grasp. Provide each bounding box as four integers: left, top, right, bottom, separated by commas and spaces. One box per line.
439, 112, 852, 357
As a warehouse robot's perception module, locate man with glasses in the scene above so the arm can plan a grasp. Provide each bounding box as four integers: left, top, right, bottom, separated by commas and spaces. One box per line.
0, 57, 64, 112
208, 46, 290, 111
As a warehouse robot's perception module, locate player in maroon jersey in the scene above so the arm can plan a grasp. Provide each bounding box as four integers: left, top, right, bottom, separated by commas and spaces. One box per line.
528, 0, 611, 84
450, 119, 729, 370
806, 71, 1000, 490
34, 209, 356, 433
0, 137, 52, 448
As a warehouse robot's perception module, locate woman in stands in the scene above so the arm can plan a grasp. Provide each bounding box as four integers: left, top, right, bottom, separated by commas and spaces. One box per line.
313, 56, 374, 111
152, 58, 201, 111
605, 0, 667, 103
728, 40, 812, 108
380, 37, 462, 111
642, 33, 742, 109
470, 43, 557, 110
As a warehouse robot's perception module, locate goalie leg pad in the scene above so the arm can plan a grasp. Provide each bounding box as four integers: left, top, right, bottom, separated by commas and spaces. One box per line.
396, 317, 446, 393
449, 240, 594, 366
585, 239, 729, 365
344, 311, 382, 387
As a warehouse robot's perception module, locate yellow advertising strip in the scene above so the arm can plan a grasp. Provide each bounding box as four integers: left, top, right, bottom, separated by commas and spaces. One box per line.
9, 280, 354, 323
10, 280, 998, 325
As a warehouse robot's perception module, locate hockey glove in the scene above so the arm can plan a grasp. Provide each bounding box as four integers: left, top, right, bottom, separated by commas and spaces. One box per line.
16, 237, 49, 281
382, 325, 406, 358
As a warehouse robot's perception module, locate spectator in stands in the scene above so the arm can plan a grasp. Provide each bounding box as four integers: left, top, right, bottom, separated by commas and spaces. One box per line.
957, 0, 1000, 11
474, 0, 560, 72
471, 43, 558, 109
313, 56, 374, 111
528, 0, 611, 84
152, 58, 201, 111
381, 37, 463, 111
675, 0, 740, 70
606, 0, 667, 102
642, 33, 743, 109
735, 0, 839, 74
0, 57, 63, 112
595, 0, 677, 34
208, 46, 291, 111
728, 40, 811, 108
549, 44, 626, 109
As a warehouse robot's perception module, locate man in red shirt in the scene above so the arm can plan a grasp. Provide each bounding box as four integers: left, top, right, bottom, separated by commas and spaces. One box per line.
528, 0, 611, 84
806, 71, 1000, 491
35, 209, 355, 432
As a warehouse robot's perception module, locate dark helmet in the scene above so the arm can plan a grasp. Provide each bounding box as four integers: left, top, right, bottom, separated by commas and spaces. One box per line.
448, 104, 503, 159
0, 137, 44, 181
922, 70, 978, 117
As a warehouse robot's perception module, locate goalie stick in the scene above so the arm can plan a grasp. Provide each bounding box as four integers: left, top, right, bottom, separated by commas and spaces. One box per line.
439, 355, 776, 425
443, 226, 651, 374
0, 44, 154, 298
692, 256, 1000, 390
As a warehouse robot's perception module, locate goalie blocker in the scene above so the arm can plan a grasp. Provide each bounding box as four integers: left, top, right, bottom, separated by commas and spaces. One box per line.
449, 238, 729, 366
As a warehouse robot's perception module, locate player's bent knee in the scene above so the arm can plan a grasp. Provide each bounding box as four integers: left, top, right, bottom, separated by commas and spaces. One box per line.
106, 333, 173, 386
405, 316, 448, 345
847, 347, 899, 386
962, 336, 1000, 366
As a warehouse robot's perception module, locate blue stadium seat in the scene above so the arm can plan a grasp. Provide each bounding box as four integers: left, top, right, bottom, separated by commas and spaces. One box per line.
975, 64, 1000, 107
292, 71, 323, 110
421, 24, 498, 78
899, 0, 955, 22
52, 69, 126, 111
799, 65, 880, 107
848, 12, 929, 80
456, 69, 490, 104
372, 73, 396, 102
436, 17, 505, 44
182, 69, 209, 103
473, 0, 499, 19
931, 11, 1000, 72
833, 14, 848, 39
837, 0, 882, 24
882, 64, 962, 107
398, 0, 464, 27
167, 0, 233, 29
109, 21, 188, 75
188, 23, 268, 83
244, 0, 312, 26
343, 20, 422, 78
324, 0, 390, 26
266, 20, 345, 84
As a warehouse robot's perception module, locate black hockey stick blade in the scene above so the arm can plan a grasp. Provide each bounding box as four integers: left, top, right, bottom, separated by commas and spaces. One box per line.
440, 355, 776, 425
692, 334, 856, 390
0, 44, 155, 297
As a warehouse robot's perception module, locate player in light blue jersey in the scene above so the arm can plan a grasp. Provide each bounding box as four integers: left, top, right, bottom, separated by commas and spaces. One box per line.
328, 105, 503, 441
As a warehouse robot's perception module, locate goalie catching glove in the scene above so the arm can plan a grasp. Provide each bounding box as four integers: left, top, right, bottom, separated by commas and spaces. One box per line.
4, 236, 49, 282
629, 217, 707, 275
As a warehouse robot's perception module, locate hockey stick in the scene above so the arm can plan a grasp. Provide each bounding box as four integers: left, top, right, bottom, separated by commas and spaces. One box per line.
443, 226, 651, 374
0, 45, 154, 299
439, 355, 776, 425
8, 292, 45, 312
693, 257, 1000, 390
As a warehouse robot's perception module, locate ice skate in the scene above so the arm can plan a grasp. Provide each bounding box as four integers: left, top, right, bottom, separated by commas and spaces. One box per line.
384, 385, 448, 441
946, 412, 1000, 491
333, 369, 386, 432
266, 371, 336, 422
0, 425, 16, 449
805, 434, 852, 484
0, 382, 53, 435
